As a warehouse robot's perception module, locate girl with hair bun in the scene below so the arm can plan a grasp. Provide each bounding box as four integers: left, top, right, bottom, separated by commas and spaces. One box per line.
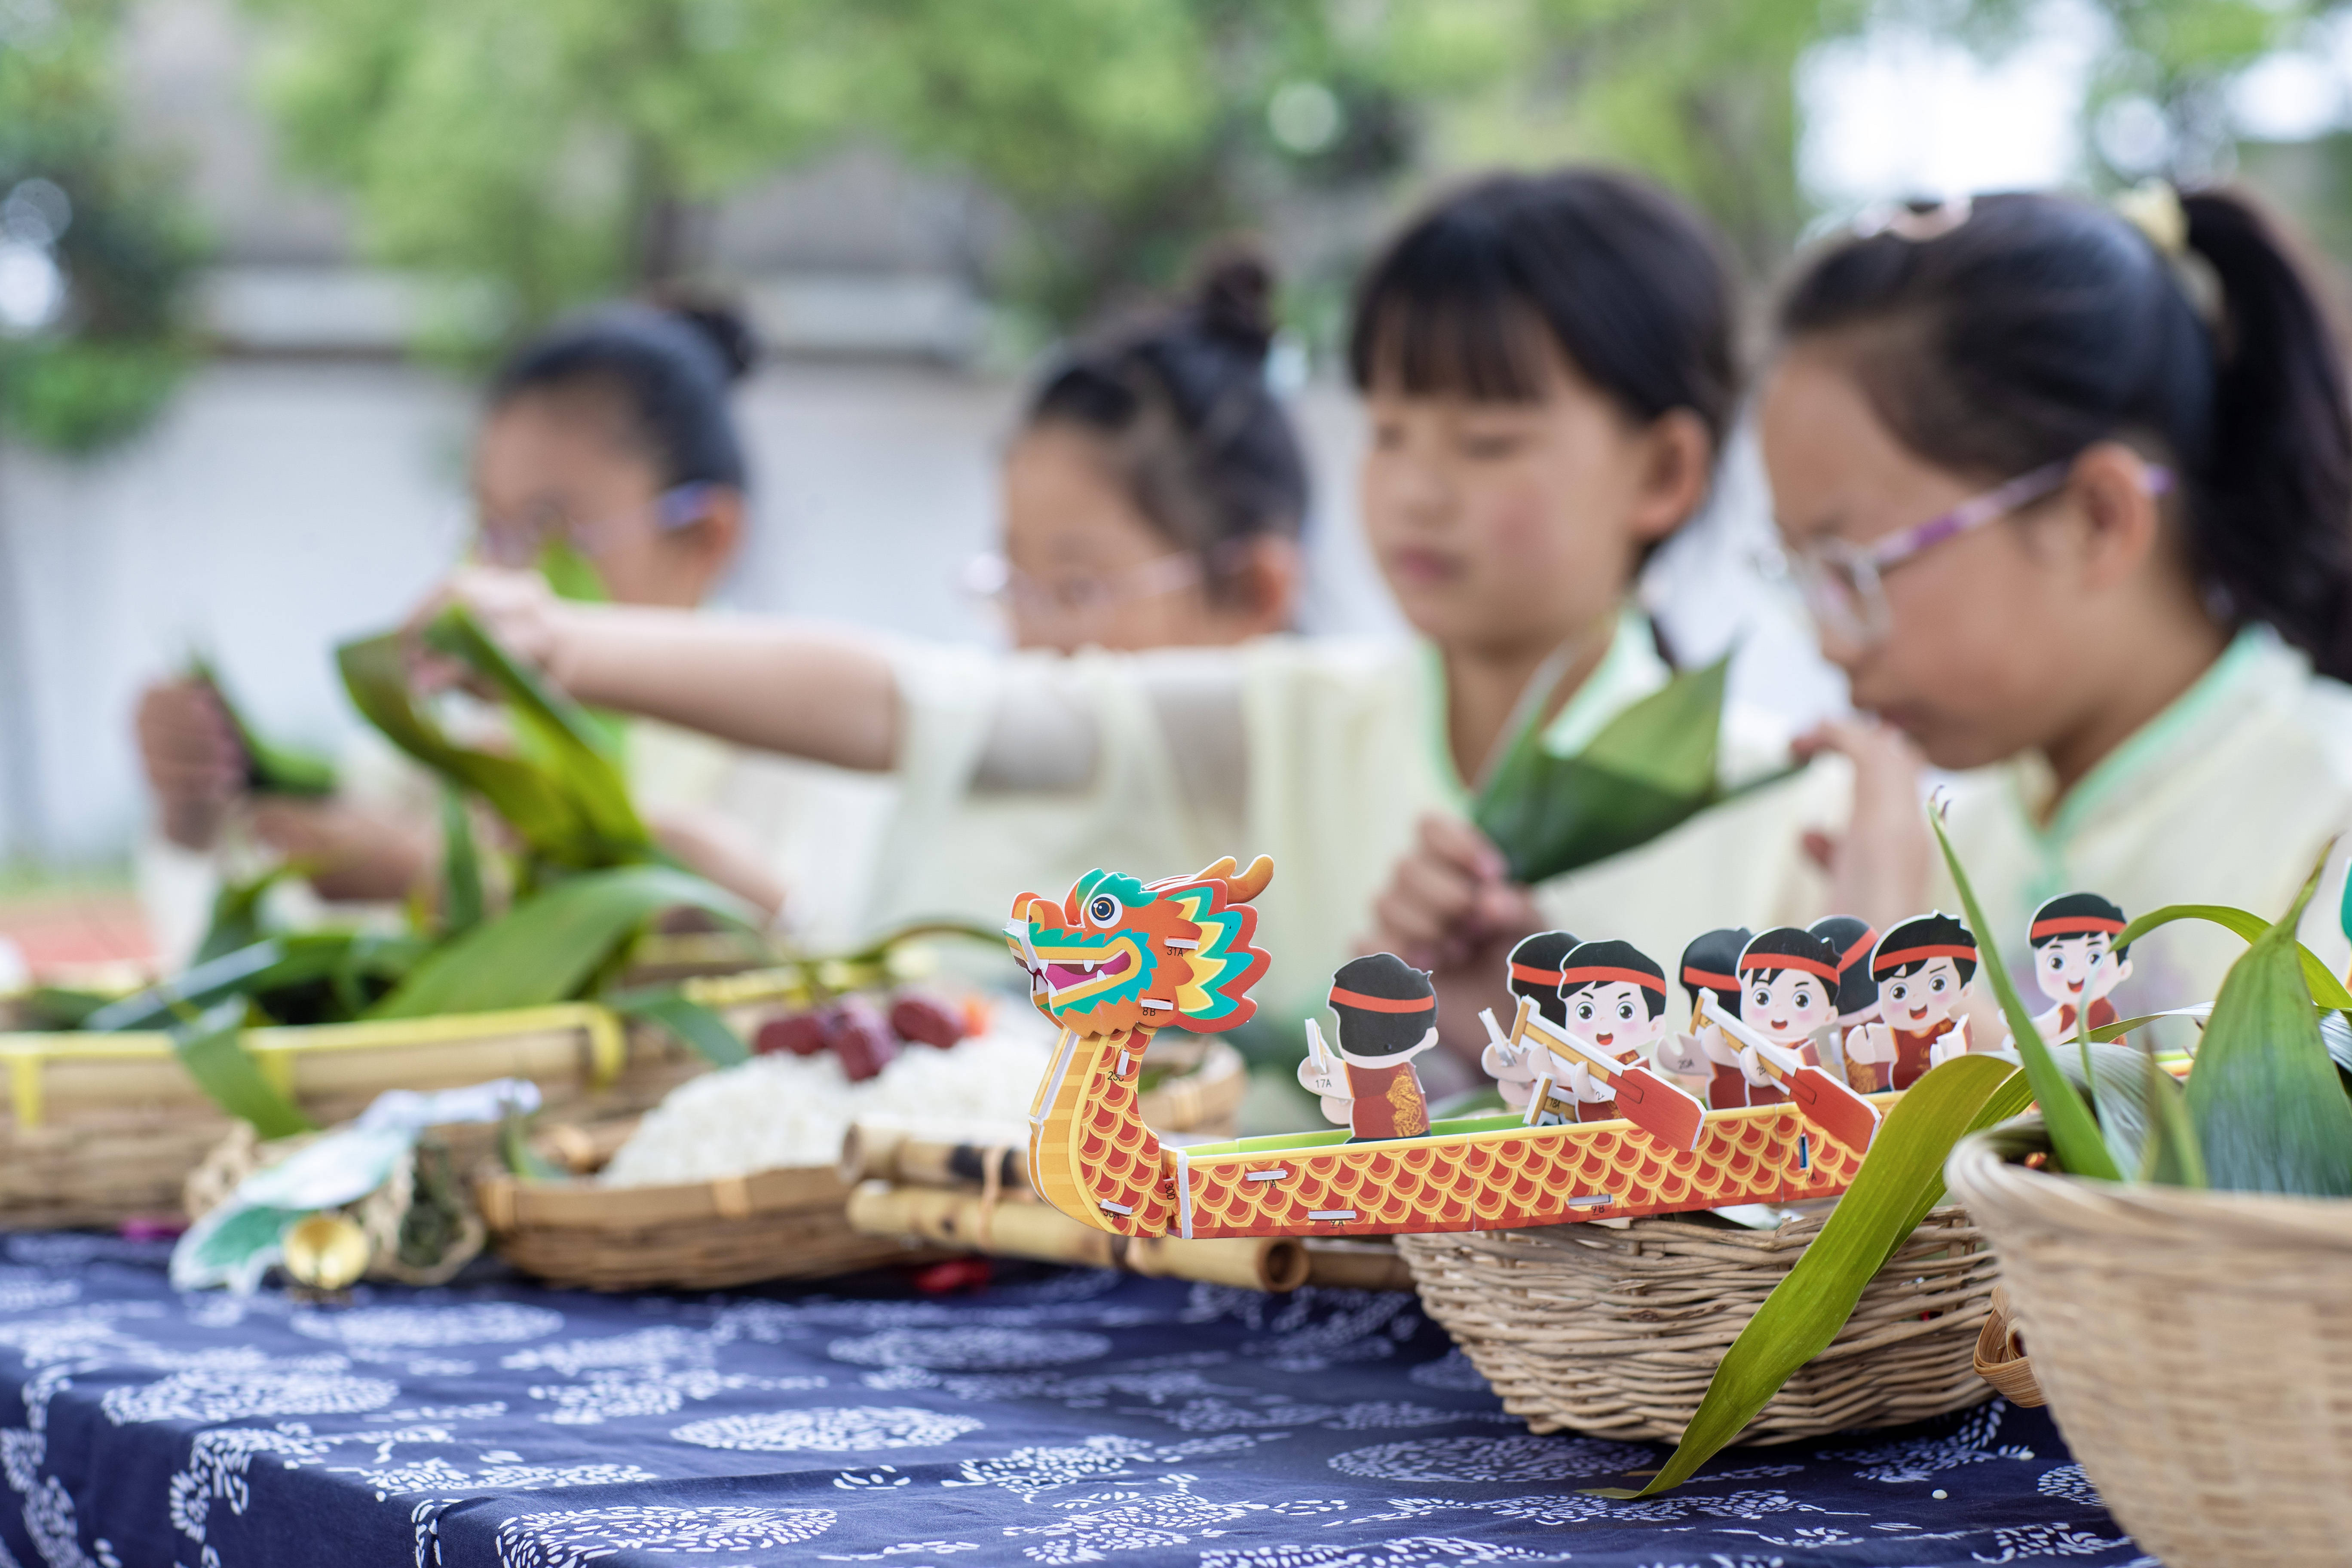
1378, 181, 2352, 1046
416, 172, 1749, 1029
136, 299, 789, 950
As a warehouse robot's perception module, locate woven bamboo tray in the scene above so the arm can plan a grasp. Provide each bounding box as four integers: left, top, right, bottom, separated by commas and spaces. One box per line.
0, 1007, 700, 1231
1948, 1127, 2352, 1568
480, 1038, 1249, 1291
1396, 1205, 1997, 1445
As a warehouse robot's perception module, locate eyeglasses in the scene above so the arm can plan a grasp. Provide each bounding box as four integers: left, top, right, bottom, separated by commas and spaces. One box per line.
475, 482, 718, 569
960, 550, 1208, 625
1766, 459, 2174, 649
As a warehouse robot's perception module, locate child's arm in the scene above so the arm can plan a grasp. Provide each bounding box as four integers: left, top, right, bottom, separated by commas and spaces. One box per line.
425, 567, 901, 772
1790, 716, 1933, 928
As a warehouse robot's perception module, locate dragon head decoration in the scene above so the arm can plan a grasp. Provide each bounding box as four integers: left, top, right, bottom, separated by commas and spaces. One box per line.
1006, 855, 1274, 1036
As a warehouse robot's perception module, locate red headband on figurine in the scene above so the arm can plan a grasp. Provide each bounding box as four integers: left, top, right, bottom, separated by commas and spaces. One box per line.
1834, 928, 1877, 974
1737, 952, 1838, 981
1682, 966, 1740, 992
1328, 986, 1435, 1014
1508, 963, 1563, 987
1559, 965, 1666, 994
1871, 943, 1978, 976
2030, 916, 2125, 940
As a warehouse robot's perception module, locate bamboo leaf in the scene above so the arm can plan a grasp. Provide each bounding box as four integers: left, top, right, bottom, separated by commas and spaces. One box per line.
172, 999, 316, 1139
1929, 806, 2121, 1181
536, 538, 609, 605
1588, 1054, 2033, 1498
604, 983, 749, 1067
2048, 1039, 2162, 1174
500, 1111, 566, 1180
192, 866, 291, 966
2185, 861, 2352, 1196
439, 786, 484, 939
2139, 1049, 2208, 1188
190, 654, 338, 798
368, 865, 760, 1020
2113, 902, 2352, 1008
1475, 656, 1736, 884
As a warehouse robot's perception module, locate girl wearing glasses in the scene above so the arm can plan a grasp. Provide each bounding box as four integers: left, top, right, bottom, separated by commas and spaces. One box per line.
410, 169, 1746, 1032
134, 301, 789, 951
1372, 183, 2352, 1042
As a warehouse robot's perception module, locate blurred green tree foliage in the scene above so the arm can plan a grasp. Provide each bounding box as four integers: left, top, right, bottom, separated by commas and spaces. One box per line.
238, 0, 2346, 346
0, 0, 204, 453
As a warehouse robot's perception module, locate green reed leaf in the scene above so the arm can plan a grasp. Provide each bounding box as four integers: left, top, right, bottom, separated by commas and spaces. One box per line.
172, 998, 315, 1139
604, 983, 749, 1067
2139, 1049, 2208, 1188
2113, 902, 2352, 1008
1476, 655, 1736, 885
1588, 1053, 2032, 1499
368, 865, 760, 1020
2049, 1038, 2164, 1174
190, 654, 338, 798
438, 786, 484, 940
2185, 861, 2352, 1196
1929, 806, 2121, 1181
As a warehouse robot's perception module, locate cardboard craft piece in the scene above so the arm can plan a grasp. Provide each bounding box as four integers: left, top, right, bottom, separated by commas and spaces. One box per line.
1300, 954, 1439, 1142
1480, 938, 1706, 1152
1847, 911, 1979, 1093
1658, 926, 1753, 1111
2021, 891, 2134, 1045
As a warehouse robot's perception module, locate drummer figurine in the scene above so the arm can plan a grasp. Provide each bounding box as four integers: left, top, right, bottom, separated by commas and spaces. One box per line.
2024, 892, 2133, 1043
1846, 912, 1978, 1091
1298, 952, 1437, 1141
1482, 930, 1578, 1112
1547, 940, 1671, 1124
1654, 927, 1754, 1109
1726, 927, 1842, 1107
1809, 914, 1883, 1090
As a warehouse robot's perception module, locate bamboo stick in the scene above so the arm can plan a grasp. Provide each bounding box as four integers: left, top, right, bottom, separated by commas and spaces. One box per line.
838, 1119, 1029, 1188
1302, 1238, 1418, 1292
845, 1182, 1306, 1292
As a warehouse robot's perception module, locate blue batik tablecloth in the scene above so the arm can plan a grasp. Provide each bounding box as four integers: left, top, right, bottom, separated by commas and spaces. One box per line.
0, 1232, 2143, 1568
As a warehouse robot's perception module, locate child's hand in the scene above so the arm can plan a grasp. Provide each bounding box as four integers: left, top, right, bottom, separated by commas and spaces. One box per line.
1360, 813, 1539, 1060
136, 678, 246, 850
1793, 716, 1932, 928
249, 796, 436, 904
405, 567, 570, 692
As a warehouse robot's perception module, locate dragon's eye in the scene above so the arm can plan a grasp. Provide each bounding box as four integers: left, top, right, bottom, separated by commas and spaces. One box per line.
1087, 894, 1119, 926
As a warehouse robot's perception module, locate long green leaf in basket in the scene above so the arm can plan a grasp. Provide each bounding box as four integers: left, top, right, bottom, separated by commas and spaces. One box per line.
1476, 655, 1756, 885
368, 865, 760, 1020
2116, 901, 2352, 1010
1929, 805, 2120, 1182
604, 983, 749, 1067
1587, 1052, 2032, 1499
173, 999, 316, 1140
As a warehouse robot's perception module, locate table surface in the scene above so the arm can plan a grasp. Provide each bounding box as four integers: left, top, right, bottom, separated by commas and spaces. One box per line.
0, 1234, 2146, 1568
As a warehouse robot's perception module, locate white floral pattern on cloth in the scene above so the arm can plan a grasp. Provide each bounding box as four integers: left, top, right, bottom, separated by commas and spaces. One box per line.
1829, 1400, 2040, 1483
995, 1473, 1348, 1565
671, 1406, 984, 1452
0, 1273, 77, 1316
1326, 1433, 1655, 1484
2038, 1464, 2102, 1507
493, 1505, 835, 1568
291, 1305, 564, 1353
1197, 1539, 1574, 1567
102, 1367, 401, 1426
826, 1328, 1112, 1371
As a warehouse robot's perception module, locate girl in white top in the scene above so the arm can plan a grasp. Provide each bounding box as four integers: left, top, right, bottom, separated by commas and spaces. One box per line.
1369, 184, 2352, 1057
416, 169, 1751, 1029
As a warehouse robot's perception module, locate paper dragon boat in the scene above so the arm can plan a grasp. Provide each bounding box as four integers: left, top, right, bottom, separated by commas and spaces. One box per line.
1006, 858, 1885, 1241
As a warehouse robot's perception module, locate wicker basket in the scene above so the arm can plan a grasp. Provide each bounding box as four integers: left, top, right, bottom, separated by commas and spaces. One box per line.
480, 1038, 1249, 1291
1396, 1205, 1998, 1445
1947, 1127, 2352, 1568
0, 1006, 699, 1230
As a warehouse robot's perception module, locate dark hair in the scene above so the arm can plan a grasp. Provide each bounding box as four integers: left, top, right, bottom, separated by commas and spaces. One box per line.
2030, 891, 2131, 955
1871, 913, 1979, 985
1736, 928, 1842, 1005
1779, 188, 2352, 680
490, 299, 755, 491
1506, 929, 1579, 1027
1025, 254, 1310, 601
1328, 952, 1436, 1059
1560, 939, 1666, 1021
1809, 915, 1882, 1021
1678, 927, 1752, 1012
1348, 168, 1740, 456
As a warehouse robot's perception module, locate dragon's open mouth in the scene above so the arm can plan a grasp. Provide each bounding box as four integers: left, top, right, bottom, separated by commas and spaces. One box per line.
1041, 949, 1131, 994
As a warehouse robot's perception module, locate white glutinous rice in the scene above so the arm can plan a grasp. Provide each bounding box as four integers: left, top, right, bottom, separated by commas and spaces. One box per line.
598, 1020, 1053, 1187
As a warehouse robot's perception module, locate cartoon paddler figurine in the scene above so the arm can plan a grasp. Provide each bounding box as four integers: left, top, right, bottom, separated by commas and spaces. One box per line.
1725, 928, 1841, 1106
2025, 892, 2133, 1043
1298, 952, 1436, 1142
1548, 940, 1671, 1123
1481, 930, 1577, 1111
1654, 926, 1753, 1109
1809, 914, 1882, 1090
1845, 912, 1977, 1091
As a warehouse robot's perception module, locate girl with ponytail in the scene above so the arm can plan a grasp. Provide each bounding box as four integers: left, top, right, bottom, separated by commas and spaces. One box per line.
1374, 182, 2352, 1038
